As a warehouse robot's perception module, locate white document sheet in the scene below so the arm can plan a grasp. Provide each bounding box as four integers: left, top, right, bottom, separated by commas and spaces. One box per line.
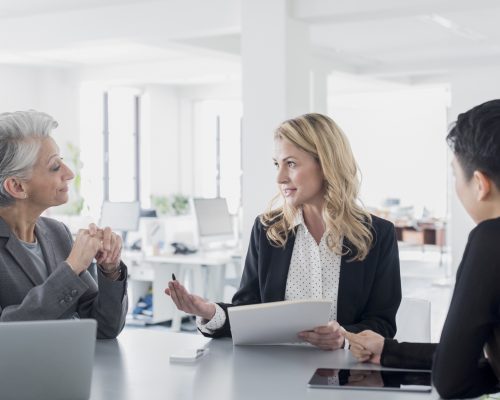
228, 299, 332, 345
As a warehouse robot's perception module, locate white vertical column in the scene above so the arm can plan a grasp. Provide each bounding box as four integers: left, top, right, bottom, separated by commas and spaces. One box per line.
448, 66, 500, 277
241, 0, 311, 250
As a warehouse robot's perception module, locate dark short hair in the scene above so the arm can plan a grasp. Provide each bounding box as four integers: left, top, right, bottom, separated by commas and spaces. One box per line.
447, 99, 500, 189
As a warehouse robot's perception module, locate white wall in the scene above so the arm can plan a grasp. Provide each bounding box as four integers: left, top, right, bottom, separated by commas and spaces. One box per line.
143, 85, 181, 199
0, 65, 79, 147
329, 84, 449, 219
0, 65, 40, 112
78, 82, 105, 219
37, 68, 80, 148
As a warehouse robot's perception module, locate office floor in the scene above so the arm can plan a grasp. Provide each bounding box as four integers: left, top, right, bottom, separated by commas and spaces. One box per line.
125, 244, 454, 343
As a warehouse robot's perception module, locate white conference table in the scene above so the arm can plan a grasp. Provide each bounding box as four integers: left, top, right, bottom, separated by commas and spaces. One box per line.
91, 329, 441, 400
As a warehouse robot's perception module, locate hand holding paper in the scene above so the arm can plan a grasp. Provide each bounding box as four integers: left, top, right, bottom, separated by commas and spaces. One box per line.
298, 320, 345, 350
228, 300, 332, 345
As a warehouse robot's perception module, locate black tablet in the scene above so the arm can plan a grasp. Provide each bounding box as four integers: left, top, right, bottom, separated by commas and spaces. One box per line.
308, 368, 432, 393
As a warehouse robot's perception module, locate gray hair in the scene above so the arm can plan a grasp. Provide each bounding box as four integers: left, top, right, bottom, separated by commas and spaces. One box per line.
0, 110, 58, 207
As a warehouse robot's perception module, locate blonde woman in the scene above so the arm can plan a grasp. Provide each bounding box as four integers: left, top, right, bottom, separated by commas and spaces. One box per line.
166, 113, 401, 349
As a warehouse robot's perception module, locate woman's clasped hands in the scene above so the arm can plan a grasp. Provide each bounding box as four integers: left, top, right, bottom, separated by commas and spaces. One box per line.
343, 329, 385, 365
66, 223, 122, 276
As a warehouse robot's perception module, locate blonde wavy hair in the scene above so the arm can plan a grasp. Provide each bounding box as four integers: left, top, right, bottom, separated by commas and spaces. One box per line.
260, 113, 373, 261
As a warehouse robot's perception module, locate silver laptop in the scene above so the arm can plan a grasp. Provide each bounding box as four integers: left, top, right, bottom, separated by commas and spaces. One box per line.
0, 319, 97, 400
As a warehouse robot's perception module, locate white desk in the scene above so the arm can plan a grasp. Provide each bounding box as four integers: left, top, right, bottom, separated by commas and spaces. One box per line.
125, 250, 239, 328
91, 329, 442, 400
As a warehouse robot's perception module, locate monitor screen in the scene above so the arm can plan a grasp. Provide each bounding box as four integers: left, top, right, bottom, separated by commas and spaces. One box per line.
99, 201, 140, 232
192, 197, 233, 238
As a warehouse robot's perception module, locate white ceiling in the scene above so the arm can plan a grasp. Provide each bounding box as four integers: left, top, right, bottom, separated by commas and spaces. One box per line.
0, 0, 146, 18
1, 0, 499, 84
303, 0, 500, 79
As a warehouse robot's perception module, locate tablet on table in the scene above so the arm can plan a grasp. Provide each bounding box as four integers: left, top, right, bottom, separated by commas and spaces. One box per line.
308, 368, 432, 393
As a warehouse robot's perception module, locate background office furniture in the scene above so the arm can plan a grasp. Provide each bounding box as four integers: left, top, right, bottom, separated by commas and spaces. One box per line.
123, 204, 242, 327
99, 201, 141, 244
192, 197, 236, 249
395, 220, 447, 266
125, 250, 238, 328
91, 329, 440, 400
395, 297, 431, 343
395, 223, 446, 248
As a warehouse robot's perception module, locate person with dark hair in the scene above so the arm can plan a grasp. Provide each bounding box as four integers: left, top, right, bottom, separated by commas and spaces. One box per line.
165, 113, 402, 350
344, 99, 500, 399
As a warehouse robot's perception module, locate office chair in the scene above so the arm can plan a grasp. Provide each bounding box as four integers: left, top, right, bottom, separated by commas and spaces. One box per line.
395, 297, 431, 342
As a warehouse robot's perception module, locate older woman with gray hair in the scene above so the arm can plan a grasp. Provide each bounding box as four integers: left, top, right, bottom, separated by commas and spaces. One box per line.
0, 110, 127, 339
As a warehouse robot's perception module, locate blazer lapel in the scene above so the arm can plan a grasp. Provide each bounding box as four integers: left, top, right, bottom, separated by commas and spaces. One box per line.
337, 238, 362, 324
264, 233, 296, 302
35, 220, 58, 275
0, 217, 45, 286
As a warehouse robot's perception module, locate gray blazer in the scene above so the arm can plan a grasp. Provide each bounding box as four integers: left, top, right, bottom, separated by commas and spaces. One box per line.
0, 216, 128, 339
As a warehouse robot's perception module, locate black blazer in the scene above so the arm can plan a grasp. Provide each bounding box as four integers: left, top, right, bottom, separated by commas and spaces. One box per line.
202, 214, 401, 339
380, 218, 500, 399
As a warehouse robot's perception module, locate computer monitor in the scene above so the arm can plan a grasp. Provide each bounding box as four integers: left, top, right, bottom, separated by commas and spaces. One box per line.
140, 208, 158, 218
192, 197, 235, 249
99, 201, 141, 244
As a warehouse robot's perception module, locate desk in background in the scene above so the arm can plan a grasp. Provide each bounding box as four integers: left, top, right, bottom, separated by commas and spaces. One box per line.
395, 220, 446, 265
395, 223, 446, 247
91, 329, 441, 400
124, 250, 241, 328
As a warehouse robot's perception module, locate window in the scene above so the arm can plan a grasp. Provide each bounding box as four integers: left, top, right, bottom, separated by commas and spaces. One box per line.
79, 84, 142, 219
193, 100, 242, 214
105, 88, 141, 202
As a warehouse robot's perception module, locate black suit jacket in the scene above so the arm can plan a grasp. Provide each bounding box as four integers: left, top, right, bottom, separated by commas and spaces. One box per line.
202, 214, 401, 339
